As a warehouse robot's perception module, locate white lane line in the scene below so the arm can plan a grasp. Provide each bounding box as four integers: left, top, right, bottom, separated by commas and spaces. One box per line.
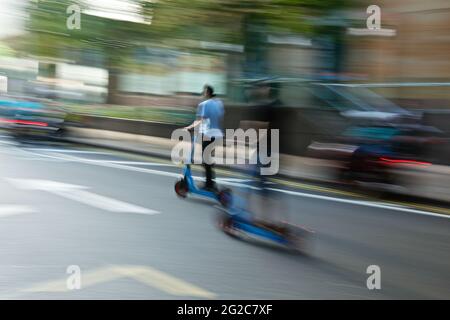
0, 205, 37, 218
24, 148, 108, 154
29, 150, 255, 185
19, 148, 174, 166
25, 150, 183, 178
0, 140, 18, 145
6, 179, 159, 215
0, 148, 65, 162
268, 188, 450, 219
218, 178, 254, 183
59, 189, 160, 215
72, 160, 175, 166
24, 148, 450, 219
14, 157, 65, 162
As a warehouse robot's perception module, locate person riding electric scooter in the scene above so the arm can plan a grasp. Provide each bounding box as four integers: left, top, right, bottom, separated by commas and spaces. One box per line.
174, 85, 231, 207
184, 84, 223, 191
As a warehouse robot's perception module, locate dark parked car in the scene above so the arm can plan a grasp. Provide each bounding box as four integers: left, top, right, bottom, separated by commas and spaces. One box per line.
0, 96, 66, 140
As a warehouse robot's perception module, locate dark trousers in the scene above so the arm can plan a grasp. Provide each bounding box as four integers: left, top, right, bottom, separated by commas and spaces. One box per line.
202, 137, 216, 187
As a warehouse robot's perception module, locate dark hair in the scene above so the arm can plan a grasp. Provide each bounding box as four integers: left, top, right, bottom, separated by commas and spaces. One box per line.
204, 85, 215, 97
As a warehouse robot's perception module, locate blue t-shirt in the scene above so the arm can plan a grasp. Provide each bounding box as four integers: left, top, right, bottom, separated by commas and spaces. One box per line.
196, 98, 224, 138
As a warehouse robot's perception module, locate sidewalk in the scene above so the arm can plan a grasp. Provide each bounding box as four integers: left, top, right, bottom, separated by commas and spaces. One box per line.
63, 127, 337, 180
63, 127, 450, 203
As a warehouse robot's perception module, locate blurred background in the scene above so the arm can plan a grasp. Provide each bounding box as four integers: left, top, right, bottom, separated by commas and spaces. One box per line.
1, 0, 449, 197
0, 0, 449, 299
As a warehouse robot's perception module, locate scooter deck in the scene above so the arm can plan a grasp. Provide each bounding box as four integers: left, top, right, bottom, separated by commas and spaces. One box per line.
217, 206, 292, 245
231, 218, 289, 245
183, 166, 220, 200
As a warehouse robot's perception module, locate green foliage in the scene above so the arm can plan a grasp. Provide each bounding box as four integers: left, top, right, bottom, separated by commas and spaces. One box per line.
25, 0, 153, 65
24, 0, 354, 65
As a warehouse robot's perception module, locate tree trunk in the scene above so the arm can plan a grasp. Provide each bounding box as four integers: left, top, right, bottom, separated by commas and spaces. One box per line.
107, 67, 119, 105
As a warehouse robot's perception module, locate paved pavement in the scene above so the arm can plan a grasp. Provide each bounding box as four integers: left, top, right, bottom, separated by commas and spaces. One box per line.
0, 134, 449, 299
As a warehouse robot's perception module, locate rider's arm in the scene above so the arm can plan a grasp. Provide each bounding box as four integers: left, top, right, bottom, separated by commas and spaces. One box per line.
185, 101, 206, 130
184, 118, 203, 131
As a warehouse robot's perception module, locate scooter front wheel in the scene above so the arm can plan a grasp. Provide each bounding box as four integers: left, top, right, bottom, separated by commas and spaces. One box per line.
175, 179, 188, 198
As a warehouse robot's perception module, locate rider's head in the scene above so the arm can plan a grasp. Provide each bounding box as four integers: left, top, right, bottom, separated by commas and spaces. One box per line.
202, 84, 215, 99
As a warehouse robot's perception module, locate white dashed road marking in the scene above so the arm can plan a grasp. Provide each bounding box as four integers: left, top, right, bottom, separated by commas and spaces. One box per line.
0, 205, 37, 218
6, 179, 160, 215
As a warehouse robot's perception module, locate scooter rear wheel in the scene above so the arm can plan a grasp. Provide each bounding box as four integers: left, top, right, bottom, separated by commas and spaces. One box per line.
285, 226, 312, 254
175, 179, 188, 198
217, 212, 238, 238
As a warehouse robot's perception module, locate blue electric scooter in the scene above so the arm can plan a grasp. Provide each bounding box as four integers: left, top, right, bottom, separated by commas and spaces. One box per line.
216, 175, 314, 253
174, 136, 232, 207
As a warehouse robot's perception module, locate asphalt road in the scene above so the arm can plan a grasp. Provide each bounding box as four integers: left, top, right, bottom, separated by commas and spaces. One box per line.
0, 134, 449, 299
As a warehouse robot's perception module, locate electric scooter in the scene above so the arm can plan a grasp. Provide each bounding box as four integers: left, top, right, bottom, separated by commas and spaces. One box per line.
174, 136, 232, 207
216, 180, 314, 253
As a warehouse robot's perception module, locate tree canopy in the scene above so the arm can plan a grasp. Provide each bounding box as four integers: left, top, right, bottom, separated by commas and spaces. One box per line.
24, 0, 353, 65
